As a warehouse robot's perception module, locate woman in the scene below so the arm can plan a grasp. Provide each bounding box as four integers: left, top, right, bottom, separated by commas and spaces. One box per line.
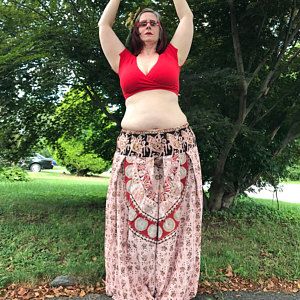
98, 1, 203, 299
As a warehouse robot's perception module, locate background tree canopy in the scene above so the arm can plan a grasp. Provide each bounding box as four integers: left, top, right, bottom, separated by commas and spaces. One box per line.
0, 0, 299, 210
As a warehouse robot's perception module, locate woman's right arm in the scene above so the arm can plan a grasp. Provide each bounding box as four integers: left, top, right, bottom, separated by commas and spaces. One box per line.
98, 0, 125, 73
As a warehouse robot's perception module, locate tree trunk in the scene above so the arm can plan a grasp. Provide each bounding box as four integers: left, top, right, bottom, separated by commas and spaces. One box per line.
221, 190, 238, 209
202, 188, 209, 211
208, 179, 225, 211
208, 182, 239, 211
208, 123, 243, 211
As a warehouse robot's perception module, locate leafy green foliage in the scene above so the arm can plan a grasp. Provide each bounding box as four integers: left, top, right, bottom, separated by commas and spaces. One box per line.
182, 0, 300, 209
286, 163, 300, 181
0, 166, 29, 182
0, 0, 299, 209
54, 137, 110, 176
47, 88, 118, 162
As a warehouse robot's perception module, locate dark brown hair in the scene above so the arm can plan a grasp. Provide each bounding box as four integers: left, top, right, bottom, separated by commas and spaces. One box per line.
125, 8, 168, 56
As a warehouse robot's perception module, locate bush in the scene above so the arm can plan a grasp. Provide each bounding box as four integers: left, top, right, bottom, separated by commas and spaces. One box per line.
0, 166, 29, 182
286, 164, 300, 181
54, 137, 110, 176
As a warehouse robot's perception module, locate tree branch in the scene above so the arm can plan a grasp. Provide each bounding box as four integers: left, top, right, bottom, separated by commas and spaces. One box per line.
36, 0, 55, 20
242, 121, 300, 191
69, 0, 89, 23
273, 122, 300, 156
228, 0, 247, 123
250, 100, 280, 127
246, 7, 300, 115
246, 14, 267, 73
247, 55, 270, 85
285, 46, 300, 65
247, 6, 299, 87
276, 9, 300, 63
9, 0, 48, 20
279, 2, 297, 57
209, 0, 250, 205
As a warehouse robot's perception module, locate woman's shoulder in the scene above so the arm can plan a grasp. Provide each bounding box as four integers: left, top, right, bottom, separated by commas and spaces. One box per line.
119, 47, 134, 57
161, 42, 179, 56
161, 42, 179, 59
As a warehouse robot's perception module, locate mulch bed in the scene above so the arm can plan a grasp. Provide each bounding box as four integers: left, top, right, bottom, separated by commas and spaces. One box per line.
1, 276, 299, 299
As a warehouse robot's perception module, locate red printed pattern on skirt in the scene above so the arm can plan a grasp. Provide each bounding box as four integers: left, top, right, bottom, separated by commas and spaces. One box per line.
124, 153, 189, 243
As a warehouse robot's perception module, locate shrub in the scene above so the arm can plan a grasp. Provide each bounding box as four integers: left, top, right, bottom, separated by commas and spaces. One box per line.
54, 137, 110, 176
0, 166, 29, 182
286, 164, 300, 181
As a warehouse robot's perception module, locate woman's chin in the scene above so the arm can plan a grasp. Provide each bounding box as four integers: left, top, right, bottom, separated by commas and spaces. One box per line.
142, 37, 159, 43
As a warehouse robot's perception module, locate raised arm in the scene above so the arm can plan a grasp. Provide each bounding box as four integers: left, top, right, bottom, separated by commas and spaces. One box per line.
170, 0, 194, 67
98, 0, 125, 73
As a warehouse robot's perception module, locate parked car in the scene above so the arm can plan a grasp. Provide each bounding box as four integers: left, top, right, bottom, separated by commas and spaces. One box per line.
19, 153, 54, 172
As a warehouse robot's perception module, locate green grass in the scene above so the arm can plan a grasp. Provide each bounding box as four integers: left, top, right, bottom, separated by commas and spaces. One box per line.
201, 197, 300, 281
0, 172, 299, 290
0, 172, 109, 289
281, 180, 300, 184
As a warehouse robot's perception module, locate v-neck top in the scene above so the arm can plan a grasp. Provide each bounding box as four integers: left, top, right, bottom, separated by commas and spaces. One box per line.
118, 43, 181, 100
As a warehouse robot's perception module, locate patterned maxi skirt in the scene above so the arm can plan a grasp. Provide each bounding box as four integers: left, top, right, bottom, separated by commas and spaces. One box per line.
104, 123, 203, 300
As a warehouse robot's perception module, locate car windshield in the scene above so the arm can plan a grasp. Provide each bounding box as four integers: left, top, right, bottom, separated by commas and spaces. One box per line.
35, 153, 46, 159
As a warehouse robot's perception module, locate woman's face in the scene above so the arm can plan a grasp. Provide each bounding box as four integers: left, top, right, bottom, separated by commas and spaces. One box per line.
137, 12, 161, 45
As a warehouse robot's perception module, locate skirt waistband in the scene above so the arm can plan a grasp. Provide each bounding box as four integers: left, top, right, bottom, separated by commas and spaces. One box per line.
120, 123, 190, 135
117, 123, 196, 157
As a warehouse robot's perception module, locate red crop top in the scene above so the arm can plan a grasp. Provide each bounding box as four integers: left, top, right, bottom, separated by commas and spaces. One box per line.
117, 43, 181, 100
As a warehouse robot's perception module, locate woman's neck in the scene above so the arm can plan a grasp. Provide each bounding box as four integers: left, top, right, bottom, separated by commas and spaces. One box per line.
140, 42, 158, 55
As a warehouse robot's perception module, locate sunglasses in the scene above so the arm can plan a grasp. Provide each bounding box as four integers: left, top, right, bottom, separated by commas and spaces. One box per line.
135, 20, 161, 28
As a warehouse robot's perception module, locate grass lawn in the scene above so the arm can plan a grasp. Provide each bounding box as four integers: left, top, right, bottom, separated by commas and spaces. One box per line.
0, 171, 299, 290
281, 180, 300, 184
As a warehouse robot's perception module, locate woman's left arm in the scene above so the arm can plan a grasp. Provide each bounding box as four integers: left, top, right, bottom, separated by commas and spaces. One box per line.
170, 0, 194, 66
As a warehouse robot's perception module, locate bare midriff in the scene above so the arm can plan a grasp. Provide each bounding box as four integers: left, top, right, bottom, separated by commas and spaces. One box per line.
121, 89, 188, 131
